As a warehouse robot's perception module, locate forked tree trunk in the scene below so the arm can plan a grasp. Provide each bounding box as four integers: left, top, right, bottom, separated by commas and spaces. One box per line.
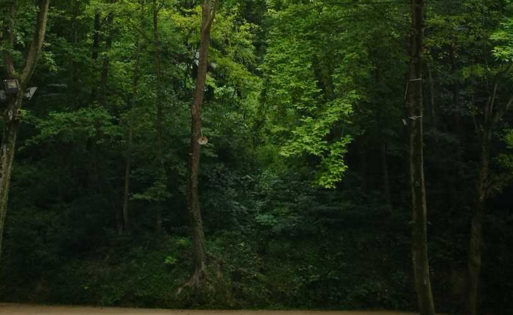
466, 78, 513, 315
0, 0, 51, 271
185, 0, 219, 287
407, 1, 436, 314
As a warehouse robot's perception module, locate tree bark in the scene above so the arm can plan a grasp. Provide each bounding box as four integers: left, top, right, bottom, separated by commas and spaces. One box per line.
0, 0, 51, 271
407, 1, 436, 314
186, 0, 218, 287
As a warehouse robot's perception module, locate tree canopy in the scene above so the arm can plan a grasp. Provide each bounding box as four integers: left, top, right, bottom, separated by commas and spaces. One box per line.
0, 0, 512, 314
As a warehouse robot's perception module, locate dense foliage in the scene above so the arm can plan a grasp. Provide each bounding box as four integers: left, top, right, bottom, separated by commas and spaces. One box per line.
0, 0, 512, 314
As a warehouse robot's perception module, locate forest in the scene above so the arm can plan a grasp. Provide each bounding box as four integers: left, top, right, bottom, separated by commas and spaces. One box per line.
0, 1, 512, 315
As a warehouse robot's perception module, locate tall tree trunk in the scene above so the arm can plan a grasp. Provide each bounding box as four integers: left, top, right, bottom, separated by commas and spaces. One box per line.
122, 0, 147, 233
0, 95, 22, 266
153, 0, 164, 232
0, 0, 51, 271
185, 0, 218, 287
467, 126, 490, 315
408, 1, 436, 314
68, 0, 80, 108
380, 141, 391, 205
358, 140, 368, 192
449, 44, 464, 209
450, 44, 462, 138
123, 125, 133, 233
90, 12, 101, 103
465, 77, 512, 315
88, 11, 102, 191
375, 67, 391, 205
99, 6, 115, 108
122, 38, 143, 234
122, 126, 133, 233
98, 2, 123, 234
427, 65, 437, 131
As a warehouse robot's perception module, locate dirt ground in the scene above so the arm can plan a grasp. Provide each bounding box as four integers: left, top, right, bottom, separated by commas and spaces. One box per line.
0, 304, 423, 315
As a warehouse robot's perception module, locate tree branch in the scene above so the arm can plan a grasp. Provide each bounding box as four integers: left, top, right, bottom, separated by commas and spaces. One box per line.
126, 18, 152, 44
486, 79, 498, 126
492, 94, 513, 126
203, 0, 219, 33
20, 0, 51, 85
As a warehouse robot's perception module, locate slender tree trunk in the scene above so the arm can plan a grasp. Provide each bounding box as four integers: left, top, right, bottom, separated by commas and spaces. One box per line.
99, 6, 115, 107
358, 140, 368, 192
466, 81, 501, 315
122, 39, 142, 234
380, 141, 391, 205
88, 11, 102, 191
123, 125, 133, 233
408, 1, 436, 314
153, 0, 164, 232
427, 65, 437, 130
450, 44, 462, 137
68, 0, 80, 108
375, 67, 391, 205
467, 127, 490, 315
185, 0, 218, 287
98, 2, 123, 234
0, 0, 51, 272
448, 44, 465, 208
465, 68, 513, 314
90, 12, 101, 103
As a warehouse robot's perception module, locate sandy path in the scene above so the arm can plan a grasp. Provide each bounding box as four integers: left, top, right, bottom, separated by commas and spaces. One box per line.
0, 304, 421, 315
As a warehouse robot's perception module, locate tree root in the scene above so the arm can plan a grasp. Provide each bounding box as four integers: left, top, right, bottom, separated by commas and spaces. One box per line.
176, 266, 207, 295
176, 254, 224, 295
